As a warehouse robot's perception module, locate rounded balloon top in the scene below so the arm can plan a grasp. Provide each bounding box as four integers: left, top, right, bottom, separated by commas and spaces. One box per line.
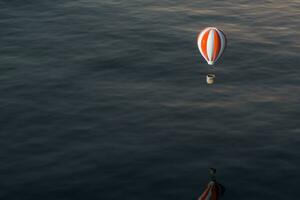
198, 181, 223, 200
197, 27, 227, 65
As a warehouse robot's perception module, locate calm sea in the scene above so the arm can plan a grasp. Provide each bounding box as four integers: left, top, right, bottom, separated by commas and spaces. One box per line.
1, 1, 300, 199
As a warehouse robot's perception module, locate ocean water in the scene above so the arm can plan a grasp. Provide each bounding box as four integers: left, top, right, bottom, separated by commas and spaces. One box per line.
1, 1, 300, 199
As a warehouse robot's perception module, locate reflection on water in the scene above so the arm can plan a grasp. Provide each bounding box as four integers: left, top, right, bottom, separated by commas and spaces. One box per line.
0, 0, 299, 200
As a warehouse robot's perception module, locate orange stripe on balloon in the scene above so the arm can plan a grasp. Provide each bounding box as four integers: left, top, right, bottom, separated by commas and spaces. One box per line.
212, 30, 221, 61
199, 185, 210, 200
201, 30, 209, 61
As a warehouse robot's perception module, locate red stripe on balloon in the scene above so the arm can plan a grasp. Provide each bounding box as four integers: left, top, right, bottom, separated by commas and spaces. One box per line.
211, 184, 219, 200
212, 30, 221, 61
201, 30, 210, 61
199, 184, 211, 200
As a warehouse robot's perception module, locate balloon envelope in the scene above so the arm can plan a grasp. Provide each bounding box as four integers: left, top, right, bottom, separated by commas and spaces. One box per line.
197, 27, 226, 65
198, 181, 224, 200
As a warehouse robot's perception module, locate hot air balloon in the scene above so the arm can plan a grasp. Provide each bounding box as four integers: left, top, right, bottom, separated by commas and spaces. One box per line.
197, 27, 226, 65
198, 168, 225, 200
197, 27, 227, 84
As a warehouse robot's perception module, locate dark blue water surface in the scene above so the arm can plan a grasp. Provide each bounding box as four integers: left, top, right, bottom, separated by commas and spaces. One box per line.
1, 1, 300, 199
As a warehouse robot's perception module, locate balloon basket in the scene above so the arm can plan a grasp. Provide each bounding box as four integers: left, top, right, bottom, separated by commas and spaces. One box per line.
206, 74, 215, 84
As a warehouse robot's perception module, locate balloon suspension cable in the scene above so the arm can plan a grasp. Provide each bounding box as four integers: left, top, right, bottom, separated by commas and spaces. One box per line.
209, 168, 217, 181
210, 65, 216, 74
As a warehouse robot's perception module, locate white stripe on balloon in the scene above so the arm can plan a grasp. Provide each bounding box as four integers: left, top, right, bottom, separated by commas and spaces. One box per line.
206, 29, 215, 61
